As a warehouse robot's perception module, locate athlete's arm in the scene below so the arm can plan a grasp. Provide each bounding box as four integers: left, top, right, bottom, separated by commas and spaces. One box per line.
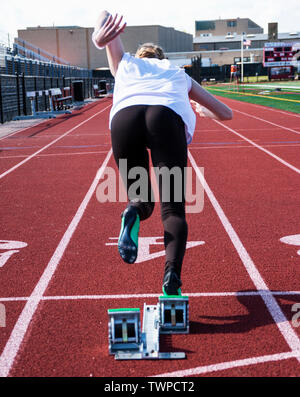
189, 78, 233, 120
93, 12, 126, 76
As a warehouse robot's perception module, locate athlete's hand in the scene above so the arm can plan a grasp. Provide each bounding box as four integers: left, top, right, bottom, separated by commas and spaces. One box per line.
190, 100, 216, 118
93, 12, 126, 49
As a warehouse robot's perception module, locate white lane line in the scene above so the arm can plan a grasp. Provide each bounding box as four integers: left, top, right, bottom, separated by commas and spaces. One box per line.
0, 104, 111, 181
188, 151, 300, 361
0, 290, 299, 302
189, 143, 300, 150
151, 350, 300, 377
242, 83, 300, 90
195, 127, 300, 132
2, 133, 110, 138
0, 148, 112, 377
215, 93, 300, 118
212, 120, 300, 175
232, 108, 300, 136
248, 104, 300, 118
0, 151, 108, 159
5, 142, 299, 159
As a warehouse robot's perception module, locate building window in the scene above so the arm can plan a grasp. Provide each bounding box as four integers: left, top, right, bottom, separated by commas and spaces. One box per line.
234, 56, 250, 63
195, 21, 216, 31
227, 20, 237, 27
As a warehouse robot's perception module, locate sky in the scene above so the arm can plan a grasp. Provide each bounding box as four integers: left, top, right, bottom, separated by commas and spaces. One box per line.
0, 0, 299, 46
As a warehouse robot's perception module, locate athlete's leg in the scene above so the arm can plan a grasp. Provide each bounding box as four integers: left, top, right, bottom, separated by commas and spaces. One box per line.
111, 105, 155, 220
110, 105, 155, 263
145, 105, 188, 294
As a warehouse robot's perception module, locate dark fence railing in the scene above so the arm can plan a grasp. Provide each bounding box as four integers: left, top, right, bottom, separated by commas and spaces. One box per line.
1, 56, 92, 78
0, 73, 113, 123
185, 56, 269, 83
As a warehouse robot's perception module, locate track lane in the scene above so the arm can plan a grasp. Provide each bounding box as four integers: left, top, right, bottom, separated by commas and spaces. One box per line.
0, 100, 111, 176
1, 97, 300, 377
6, 120, 299, 376
190, 119, 300, 291
210, 96, 300, 169
0, 102, 113, 376
7, 296, 294, 377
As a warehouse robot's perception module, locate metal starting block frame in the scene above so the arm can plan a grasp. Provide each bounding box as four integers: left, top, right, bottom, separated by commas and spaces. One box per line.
108, 294, 189, 360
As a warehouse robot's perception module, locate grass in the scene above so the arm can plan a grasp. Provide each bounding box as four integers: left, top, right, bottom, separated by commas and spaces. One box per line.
206, 80, 300, 114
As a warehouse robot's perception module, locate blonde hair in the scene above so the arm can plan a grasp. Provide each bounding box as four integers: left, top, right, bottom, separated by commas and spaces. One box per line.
135, 43, 165, 60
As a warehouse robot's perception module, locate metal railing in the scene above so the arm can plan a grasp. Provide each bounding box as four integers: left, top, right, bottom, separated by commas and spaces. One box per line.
0, 73, 107, 124
14, 37, 70, 65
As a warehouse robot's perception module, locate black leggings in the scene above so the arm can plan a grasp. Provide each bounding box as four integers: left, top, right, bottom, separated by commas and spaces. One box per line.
111, 105, 188, 278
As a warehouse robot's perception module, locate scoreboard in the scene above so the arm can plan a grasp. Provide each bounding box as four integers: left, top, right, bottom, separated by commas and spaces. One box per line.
263, 42, 299, 67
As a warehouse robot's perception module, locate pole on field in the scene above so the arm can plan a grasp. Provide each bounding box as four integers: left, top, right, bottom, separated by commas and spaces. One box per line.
241, 33, 244, 83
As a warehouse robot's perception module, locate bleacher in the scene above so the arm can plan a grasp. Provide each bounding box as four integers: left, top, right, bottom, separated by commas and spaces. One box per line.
13, 37, 71, 66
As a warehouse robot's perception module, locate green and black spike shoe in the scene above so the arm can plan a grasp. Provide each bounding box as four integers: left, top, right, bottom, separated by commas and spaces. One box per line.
118, 206, 140, 264
162, 269, 183, 296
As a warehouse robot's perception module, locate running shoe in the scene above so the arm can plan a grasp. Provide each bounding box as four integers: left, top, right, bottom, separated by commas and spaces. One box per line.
162, 269, 182, 296
118, 206, 140, 264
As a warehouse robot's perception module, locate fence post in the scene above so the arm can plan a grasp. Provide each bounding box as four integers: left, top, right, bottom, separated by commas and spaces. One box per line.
15, 73, 21, 116
34, 76, 38, 112
0, 75, 4, 124
43, 76, 47, 111
21, 72, 27, 116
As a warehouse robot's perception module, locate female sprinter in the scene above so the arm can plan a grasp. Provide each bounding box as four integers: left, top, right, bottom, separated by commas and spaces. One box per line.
92, 11, 232, 295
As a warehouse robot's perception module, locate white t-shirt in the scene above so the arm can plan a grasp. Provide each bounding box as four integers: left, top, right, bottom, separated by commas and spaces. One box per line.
109, 53, 196, 144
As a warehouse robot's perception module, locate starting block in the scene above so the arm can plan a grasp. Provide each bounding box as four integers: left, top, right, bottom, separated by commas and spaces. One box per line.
108, 293, 189, 360
159, 294, 189, 334
108, 308, 142, 355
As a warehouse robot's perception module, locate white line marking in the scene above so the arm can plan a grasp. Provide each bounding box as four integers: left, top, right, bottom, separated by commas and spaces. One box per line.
0, 104, 111, 180
0, 290, 299, 302
195, 127, 300, 132
189, 143, 300, 150
151, 350, 300, 377
188, 150, 300, 361
1, 133, 110, 139
232, 108, 300, 136
212, 120, 300, 174
242, 84, 300, 90
0, 148, 112, 377
215, 93, 300, 118
0, 151, 108, 159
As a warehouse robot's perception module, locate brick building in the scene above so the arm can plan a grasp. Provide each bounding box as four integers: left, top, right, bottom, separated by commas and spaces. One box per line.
17, 25, 193, 69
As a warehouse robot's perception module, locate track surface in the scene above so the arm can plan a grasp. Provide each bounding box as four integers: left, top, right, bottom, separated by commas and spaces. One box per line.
0, 95, 299, 377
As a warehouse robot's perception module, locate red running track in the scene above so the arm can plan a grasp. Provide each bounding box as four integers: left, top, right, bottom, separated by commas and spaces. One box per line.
0, 96, 299, 377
